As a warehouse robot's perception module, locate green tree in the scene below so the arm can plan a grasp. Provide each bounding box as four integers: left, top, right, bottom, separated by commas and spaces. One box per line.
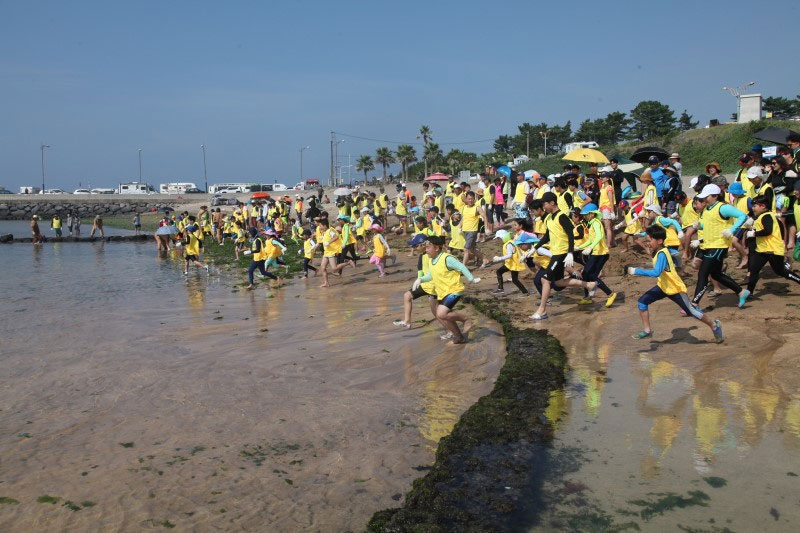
355, 155, 374, 183
603, 112, 631, 144
628, 100, 676, 141
678, 110, 699, 131
395, 144, 417, 182
493, 135, 514, 154
424, 142, 443, 171
763, 95, 800, 119
547, 121, 572, 152
418, 125, 433, 177
374, 147, 395, 181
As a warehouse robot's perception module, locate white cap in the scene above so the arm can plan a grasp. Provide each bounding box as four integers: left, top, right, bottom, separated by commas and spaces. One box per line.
360, 207, 370, 212
746, 166, 764, 179
493, 229, 510, 241
689, 177, 698, 189
645, 204, 662, 216
697, 184, 722, 199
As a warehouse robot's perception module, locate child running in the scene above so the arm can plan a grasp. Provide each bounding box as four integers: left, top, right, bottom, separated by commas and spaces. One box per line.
300, 229, 318, 278
183, 220, 209, 275
393, 234, 440, 330
574, 203, 617, 306
369, 224, 393, 277
491, 229, 528, 295
627, 225, 723, 343
245, 228, 278, 289
413, 236, 481, 344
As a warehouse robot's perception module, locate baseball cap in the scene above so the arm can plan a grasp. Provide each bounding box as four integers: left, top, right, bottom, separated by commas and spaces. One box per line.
408, 234, 428, 247
689, 177, 699, 189
644, 204, 662, 216
541, 192, 557, 203
648, 155, 659, 164
738, 153, 753, 165
728, 182, 745, 195
746, 166, 764, 179
697, 184, 722, 198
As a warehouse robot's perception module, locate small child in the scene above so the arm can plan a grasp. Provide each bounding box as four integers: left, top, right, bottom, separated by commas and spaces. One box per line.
183, 222, 209, 275
300, 229, 318, 278
614, 199, 643, 252
369, 224, 392, 277
393, 234, 439, 329
627, 225, 722, 342
490, 229, 528, 295
234, 221, 247, 260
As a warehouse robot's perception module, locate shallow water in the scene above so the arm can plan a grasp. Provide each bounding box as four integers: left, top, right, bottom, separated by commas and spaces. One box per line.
0, 219, 135, 237
0, 243, 504, 530
531, 333, 800, 531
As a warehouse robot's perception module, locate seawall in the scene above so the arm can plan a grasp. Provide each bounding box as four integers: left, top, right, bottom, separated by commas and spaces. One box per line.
0, 197, 176, 220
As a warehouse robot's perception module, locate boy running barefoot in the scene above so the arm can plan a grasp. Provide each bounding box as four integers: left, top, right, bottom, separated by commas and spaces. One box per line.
627, 225, 723, 343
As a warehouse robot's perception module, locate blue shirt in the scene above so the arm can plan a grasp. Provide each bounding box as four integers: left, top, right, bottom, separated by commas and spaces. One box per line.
651, 168, 668, 198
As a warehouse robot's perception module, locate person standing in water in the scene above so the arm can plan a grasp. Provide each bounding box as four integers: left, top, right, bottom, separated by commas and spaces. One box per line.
90, 214, 105, 237
50, 214, 63, 237
133, 213, 141, 235
31, 215, 43, 244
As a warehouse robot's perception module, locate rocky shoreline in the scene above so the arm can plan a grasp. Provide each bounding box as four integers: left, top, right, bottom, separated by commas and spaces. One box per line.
0, 234, 151, 244
0, 198, 175, 220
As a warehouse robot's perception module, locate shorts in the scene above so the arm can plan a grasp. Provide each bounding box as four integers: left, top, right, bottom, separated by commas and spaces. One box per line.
410, 286, 435, 300
185, 254, 198, 261
600, 209, 614, 220
693, 247, 705, 260
438, 293, 462, 309
134, 224, 141, 229
463, 231, 478, 249
734, 227, 746, 239
543, 253, 567, 283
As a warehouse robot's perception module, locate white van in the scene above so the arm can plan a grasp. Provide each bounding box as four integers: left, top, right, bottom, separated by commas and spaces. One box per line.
272, 183, 288, 191
119, 182, 156, 194
209, 183, 250, 194
563, 141, 600, 152
159, 182, 197, 194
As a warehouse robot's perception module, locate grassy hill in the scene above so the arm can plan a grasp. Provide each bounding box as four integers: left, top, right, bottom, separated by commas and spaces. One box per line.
515, 120, 798, 177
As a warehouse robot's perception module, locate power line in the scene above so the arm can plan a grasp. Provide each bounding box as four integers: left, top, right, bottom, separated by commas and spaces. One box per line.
333, 131, 495, 146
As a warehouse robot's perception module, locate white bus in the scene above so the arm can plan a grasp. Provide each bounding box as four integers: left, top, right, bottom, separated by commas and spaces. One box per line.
209, 183, 251, 194
119, 182, 156, 194
159, 182, 197, 194
563, 141, 599, 152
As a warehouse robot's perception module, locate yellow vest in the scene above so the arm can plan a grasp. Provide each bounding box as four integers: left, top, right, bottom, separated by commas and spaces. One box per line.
482, 185, 492, 205
435, 195, 444, 212
599, 185, 614, 210
644, 184, 657, 207
754, 212, 783, 255
624, 209, 642, 235
52, 217, 62, 229
432, 218, 445, 236
655, 248, 686, 295
430, 252, 464, 299
448, 221, 466, 250
587, 218, 608, 256
453, 194, 465, 213
419, 254, 435, 293
678, 201, 699, 229
372, 234, 386, 258
265, 239, 283, 259
699, 202, 732, 249
758, 183, 776, 212
514, 182, 528, 203
396, 196, 407, 216
546, 211, 570, 255
250, 237, 266, 261
185, 233, 201, 257
461, 205, 480, 232
556, 190, 570, 213
738, 168, 753, 195
655, 218, 680, 247
303, 239, 315, 259
323, 228, 342, 256
504, 243, 525, 271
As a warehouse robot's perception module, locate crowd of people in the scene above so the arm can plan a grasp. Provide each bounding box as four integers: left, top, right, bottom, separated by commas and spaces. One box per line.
115, 134, 800, 345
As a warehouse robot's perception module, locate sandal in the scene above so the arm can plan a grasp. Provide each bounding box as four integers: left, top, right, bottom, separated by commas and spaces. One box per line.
529, 313, 549, 320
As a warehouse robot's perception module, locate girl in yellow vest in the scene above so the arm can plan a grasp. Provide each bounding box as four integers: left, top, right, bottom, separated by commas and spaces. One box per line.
233, 221, 247, 260
245, 228, 277, 289
575, 203, 618, 307
613, 199, 643, 253
413, 236, 481, 344
598, 172, 616, 248
447, 211, 466, 254
317, 219, 353, 287
393, 233, 440, 329
368, 223, 394, 277
299, 229, 318, 278
489, 229, 528, 295
393, 192, 408, 235
628, 225, 723, 342
182, 219, 209, 275
738, 195, 800, 307
675, 191, 700, 262
336, 217, 359, 265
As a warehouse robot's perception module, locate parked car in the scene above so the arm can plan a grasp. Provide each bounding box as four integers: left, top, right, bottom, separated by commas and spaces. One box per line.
211, 195, 239, 206
73, 188, 92, 194
91, 188, 116, 194
184, 187, 206, 194
0, 188, 13, 194
44, 188, 68, 194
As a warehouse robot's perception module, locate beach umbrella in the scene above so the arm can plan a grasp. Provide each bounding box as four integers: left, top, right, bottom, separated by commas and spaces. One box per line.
333, 187, 352, 196
424, 172, 450, 182
562, 147, 609, 164
630, 147, 669, 164
753, 127, 800, 146
155, 225, 179, 236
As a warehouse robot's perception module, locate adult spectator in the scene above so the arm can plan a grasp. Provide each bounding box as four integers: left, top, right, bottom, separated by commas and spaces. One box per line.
641, 156, 668, 203
609, 158, 636, 201
669, 153, 683, 177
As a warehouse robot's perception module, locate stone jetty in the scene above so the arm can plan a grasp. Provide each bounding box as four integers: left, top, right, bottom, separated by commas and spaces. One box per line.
0, 197, 175, 220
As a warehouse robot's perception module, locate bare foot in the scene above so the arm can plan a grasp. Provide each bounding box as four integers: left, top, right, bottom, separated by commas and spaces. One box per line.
461, 318, 472, 334
319, 283, 329, 288
447, 335, 466, 345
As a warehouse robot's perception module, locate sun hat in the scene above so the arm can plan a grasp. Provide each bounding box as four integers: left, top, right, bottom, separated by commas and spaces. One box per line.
711, 176, 729, 188
639, 173, 653, 183
265, 229, 277, 236
728, 182, 745, 195
369, 224, 383, 232
670, 153, 680, 158
579, 203, 599, 215
408, 234, 428, 247
644, 204, 662, 216
513, 233, 540, 245
705, 162, 721, 172
697, 184, 722, 198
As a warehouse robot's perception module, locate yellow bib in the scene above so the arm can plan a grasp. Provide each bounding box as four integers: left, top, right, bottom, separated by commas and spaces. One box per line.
504, 243, 525, 271
546, 212, 570, 255
461, 205, 480, 232
655, 218, 680, 247
430, 252, 465, 299
699, 202, 732, 249
655, 248, 686, 295
754, 212, 783, 255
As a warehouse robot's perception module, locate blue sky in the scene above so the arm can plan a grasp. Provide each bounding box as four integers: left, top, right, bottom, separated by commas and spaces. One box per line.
1, 0, 797, 190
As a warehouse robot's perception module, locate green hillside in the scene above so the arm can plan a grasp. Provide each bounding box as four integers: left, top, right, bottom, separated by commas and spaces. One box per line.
516, 120, 798, 177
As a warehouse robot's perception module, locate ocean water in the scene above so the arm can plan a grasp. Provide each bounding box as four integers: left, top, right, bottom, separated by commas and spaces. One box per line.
0, 219, 136, 238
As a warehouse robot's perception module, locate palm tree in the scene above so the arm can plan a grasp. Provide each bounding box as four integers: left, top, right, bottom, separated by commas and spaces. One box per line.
423, 142, 443, 172
419, 125, 432, 178
374, 147, 395, 182
395, 144, 417, 182
355, 155, 374, 184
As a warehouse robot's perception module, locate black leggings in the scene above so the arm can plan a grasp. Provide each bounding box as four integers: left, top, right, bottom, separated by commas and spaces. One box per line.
582, 254, 613, 296
692, 248, 740, 305
496, 265, 528, 294
747, 252, 800, 293
248, 260, 277, 284
341, 243, 359, 264
303, 258, 317, 274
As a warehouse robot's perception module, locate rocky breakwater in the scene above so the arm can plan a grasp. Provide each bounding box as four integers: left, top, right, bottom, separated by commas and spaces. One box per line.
0, 196, 175, 220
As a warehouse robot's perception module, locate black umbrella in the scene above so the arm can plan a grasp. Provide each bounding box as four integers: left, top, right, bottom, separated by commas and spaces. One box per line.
629, 147, 669, 164
753, 127, 800, 146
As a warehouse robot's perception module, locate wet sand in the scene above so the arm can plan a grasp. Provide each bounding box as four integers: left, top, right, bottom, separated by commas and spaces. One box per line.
0, 245, 504, 531
479, 245, 800, 531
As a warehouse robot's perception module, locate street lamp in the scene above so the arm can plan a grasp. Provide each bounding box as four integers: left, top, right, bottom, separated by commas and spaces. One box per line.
334, 139, 345, 185
201, 144, 208, 193
722, 81, 757, 121
40, 143, 50, 193
138, 149, 143, 182
539, 130, 550, 156
299, 145, 310, 182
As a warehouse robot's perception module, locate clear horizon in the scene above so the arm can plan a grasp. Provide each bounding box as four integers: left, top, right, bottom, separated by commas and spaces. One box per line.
1, 0, 796, 191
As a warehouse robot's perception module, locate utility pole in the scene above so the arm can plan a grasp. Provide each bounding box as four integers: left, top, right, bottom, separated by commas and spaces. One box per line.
526, 132, 530, 158
40, 143, 50, 193
201, 144, 208, 192
329, 131, 335, 187
138, 149, 143, 182
300, 145, 310, 182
